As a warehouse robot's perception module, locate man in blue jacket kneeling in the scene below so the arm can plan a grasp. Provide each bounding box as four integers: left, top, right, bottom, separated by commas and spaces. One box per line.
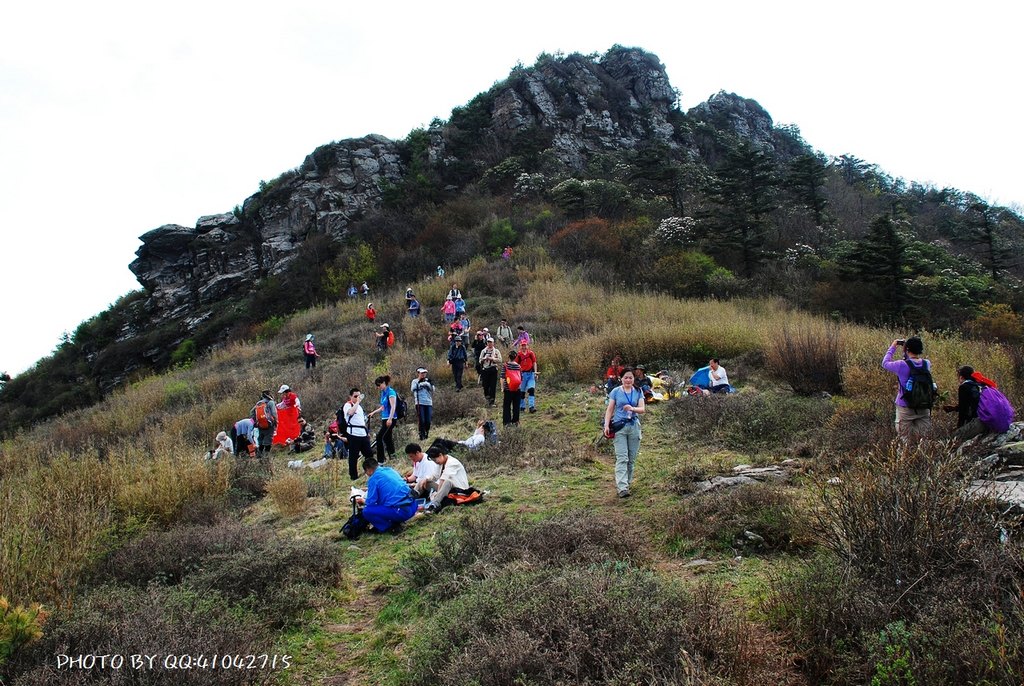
354, 458, 417, 534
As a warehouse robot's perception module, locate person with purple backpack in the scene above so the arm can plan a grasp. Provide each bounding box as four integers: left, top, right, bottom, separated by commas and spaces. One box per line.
944, 365, 1015, 440
882, 336, 937, 438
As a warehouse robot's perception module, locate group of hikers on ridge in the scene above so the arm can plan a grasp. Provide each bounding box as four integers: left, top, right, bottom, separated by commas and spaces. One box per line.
213, 271, 1019, 532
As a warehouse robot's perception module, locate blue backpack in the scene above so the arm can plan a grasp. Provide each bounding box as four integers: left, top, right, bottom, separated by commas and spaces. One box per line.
977, 386, 1015, 433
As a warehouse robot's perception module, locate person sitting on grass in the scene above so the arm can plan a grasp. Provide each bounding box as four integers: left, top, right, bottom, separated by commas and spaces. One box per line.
404, 442, 441, 499
423, 446, 473, 513
458, 419, 488, 450
708, 358, 733, 394
288, 417, 317, 454
354, 458, 418, 534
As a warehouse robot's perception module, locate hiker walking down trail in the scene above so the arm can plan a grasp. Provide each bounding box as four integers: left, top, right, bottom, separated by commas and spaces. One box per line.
496, 319, 514, 349
436, 265, 445, 279
471, 330, 487, 377
361, 281, 370, 296
348, 283, 358, 299
412, 367, 434, 440
447, 283, 463, 301
882, 336, 937, 438
478, 336, 503, 406
342, 388, 373, 480
513, 325, 530, 348
368, 375, 399, 463
366, 303, 376, 323
303, 334, 320, 370
442, 296, 456, 324
502, 352, 523, 426
251, 389, 278, 456
604, 369, 646, 498
375, 324, 394, 354
517, 341, 538, 413
447, 337, 468, 392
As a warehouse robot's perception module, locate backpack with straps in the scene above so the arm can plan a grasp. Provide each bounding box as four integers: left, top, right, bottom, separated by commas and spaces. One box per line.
505, 366, 522, 392
977, 385, 1016, 433
253, 401, 272, 430
394, 393, 408, 421
341, 497, 369, 540
902, 359, 937, 410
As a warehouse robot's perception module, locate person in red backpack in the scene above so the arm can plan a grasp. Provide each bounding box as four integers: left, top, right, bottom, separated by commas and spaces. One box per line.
250, 389, 278, 456
501, 351, 523, 426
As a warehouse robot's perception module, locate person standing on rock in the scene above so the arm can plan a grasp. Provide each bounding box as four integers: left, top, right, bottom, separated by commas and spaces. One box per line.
604, 369, 645, 498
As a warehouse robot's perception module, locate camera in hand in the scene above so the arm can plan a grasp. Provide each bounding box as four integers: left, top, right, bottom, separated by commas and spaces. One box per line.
896, 339, 906, 346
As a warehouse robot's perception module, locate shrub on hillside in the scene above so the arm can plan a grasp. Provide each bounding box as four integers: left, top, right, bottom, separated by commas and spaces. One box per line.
666, 392, 833, 455
405, 565, 800, 686
669, 484, 815, 555
462, 258, 524, 299
98, 521, 271, 587
766, 323, 844, 395
762, 440, 1024, 684
820, 440, 1012, 603
265, 473, 309, 517
227, 457, 273, 502
404, 510, 646, 599
4, 585, 273, 686
186, 538, 341, 627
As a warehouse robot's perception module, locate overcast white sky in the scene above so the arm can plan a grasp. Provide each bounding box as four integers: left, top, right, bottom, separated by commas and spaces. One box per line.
2, 1, 1021, 375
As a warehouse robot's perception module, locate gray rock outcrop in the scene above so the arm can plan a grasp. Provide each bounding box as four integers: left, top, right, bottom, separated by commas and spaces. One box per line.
130, 135, 403, 323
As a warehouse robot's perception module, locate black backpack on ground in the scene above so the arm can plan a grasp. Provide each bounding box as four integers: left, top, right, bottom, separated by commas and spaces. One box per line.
903, 359, 937, 410
341, 497, 369, 540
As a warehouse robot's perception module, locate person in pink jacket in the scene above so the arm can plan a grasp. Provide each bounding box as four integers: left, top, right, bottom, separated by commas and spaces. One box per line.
303, 334, 320, 369
442, 296, 457, 324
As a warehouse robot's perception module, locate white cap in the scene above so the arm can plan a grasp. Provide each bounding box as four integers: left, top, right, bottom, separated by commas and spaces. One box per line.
278, 384, 290, 393
305, 334, 313, 341
416, 367, 428, 373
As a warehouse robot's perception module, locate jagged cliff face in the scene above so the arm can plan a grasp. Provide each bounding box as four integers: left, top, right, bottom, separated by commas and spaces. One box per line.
485, 49, 680, 168
128, 48, 774, 333
129, 134, 403, 324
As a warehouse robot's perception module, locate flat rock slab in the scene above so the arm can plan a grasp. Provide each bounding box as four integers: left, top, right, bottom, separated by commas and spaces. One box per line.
969, 480, 1024, 508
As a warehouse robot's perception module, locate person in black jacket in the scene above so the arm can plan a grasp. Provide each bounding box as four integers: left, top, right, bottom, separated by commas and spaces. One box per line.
471, 330, 487, 377
447, 337, 468, 392
943, 365, 984, 440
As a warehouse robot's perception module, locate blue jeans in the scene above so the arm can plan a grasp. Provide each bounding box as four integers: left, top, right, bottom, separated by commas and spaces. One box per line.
519, 371, 536, 409
362, 501, 417, 532
417, 404, 433, 439
613, 421, 641, 492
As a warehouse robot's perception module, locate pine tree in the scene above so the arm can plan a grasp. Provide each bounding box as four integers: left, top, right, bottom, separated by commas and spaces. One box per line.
845, 214, 910, 318
706, 140, 779, 277
960, 197, 1014, 281
785, 153, 829, 226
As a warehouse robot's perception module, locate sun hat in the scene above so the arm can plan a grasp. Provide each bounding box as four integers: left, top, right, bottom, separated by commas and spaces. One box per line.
417, 367, 428, 373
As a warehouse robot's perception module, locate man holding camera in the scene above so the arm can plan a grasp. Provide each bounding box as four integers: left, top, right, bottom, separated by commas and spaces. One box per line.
411, 367, 434, 440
